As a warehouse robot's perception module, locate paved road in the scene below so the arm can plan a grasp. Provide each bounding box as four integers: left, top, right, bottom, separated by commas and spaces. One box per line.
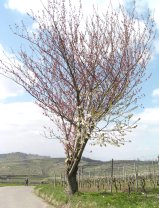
0, 186, 52, 208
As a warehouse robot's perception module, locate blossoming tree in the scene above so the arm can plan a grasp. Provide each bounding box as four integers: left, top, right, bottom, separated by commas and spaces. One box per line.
0, 0, 155, 194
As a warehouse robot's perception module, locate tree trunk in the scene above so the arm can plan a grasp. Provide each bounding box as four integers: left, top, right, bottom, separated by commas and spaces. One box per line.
67, 166, 78, 195
65, 134, 89, 195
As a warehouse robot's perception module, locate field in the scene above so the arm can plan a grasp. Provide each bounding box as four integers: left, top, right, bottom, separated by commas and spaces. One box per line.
33, 155, 159, 207
34, 160, 159, 207
35, 184, 159, 208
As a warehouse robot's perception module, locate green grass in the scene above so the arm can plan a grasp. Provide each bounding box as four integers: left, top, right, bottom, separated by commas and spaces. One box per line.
71, 191, 159, 208
35, 184, 159, 208
35, 184, 69, 207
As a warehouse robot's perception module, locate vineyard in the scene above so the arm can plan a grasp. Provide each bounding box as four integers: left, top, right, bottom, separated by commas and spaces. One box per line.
52, 159, 159, 194
34, 159, 159, 207
0, 154, 159, 195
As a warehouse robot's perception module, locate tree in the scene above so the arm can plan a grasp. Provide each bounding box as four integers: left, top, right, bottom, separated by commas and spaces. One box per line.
0, 0, 155, 195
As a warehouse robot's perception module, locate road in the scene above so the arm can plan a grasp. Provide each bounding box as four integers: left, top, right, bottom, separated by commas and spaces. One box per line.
0, 186, 52, 208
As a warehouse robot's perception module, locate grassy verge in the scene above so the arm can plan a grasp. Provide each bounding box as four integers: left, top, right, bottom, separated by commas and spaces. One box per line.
35, 184, 159, 208
35, 184, 69, 207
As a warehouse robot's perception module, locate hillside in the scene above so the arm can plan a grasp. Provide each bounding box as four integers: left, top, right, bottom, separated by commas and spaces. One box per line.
0, 152, 104, 176
0, 152, 65, 176
0, 152, 50, 161
0, 152, 158, 177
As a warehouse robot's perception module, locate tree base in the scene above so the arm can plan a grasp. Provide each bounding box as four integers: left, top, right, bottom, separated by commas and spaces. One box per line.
66, 169, 78, 195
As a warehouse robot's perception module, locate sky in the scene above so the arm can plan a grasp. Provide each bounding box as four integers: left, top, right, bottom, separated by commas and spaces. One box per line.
0, 0, 159, 161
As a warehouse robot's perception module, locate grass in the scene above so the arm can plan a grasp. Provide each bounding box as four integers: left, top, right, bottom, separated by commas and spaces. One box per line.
35, 184, 69, 207
35, 184, 159, 208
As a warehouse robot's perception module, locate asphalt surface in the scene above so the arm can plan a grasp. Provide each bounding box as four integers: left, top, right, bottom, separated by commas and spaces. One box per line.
0, 186, 52, 208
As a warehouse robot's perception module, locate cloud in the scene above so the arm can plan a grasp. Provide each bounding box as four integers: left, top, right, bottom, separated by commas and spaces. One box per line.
151, 89, 159, 105
134, 1, 157, 18
4, 0, 158, 33
5, 0, 124, 15
0, 42, 64, 156
152, 88, 159, 97
0, 44, 24, 100
137, 107, 159, 125
145, 0, 159, 28
4, 0, 46, 14
0, 101, 65, 157
0, 75, 24, 100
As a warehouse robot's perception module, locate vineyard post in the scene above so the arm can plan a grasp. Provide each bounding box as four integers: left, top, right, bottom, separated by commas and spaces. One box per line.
60, 173, 63, 186
135, 162, 139, 192
94, 168, 96, 177
125, 170, 127, 181
64, 172, 66, 184
89, 171, 91, 178
123, 166, 125, 182
111, 159, 114, 193
81, 166, 84, 180
118, 166, 120, 178
53, 172, 56, 187
93, 168, 96, 187
104, 169, 106, 178
152, 161, 156, 188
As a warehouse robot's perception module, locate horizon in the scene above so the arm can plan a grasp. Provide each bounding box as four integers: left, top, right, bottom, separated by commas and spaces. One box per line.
0, 151, 159, 162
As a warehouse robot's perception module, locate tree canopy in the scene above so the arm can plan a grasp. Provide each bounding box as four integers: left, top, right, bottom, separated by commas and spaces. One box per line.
0, 0, 155, 194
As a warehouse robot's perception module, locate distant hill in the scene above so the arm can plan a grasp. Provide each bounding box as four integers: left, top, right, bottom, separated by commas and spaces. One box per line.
0, 152, 105, 176
0, 152, 157, 177
0, 152, 64, 176
0, 152, 50, 161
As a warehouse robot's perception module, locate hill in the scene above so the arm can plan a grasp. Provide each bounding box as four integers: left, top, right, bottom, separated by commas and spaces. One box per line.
0, 152, 50, 161
0, 152, 105, 176
0, 152, 158, 177
0, 152, 65, 176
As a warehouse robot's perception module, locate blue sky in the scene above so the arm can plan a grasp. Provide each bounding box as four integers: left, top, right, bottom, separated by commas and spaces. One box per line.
0, 0, 159, 161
